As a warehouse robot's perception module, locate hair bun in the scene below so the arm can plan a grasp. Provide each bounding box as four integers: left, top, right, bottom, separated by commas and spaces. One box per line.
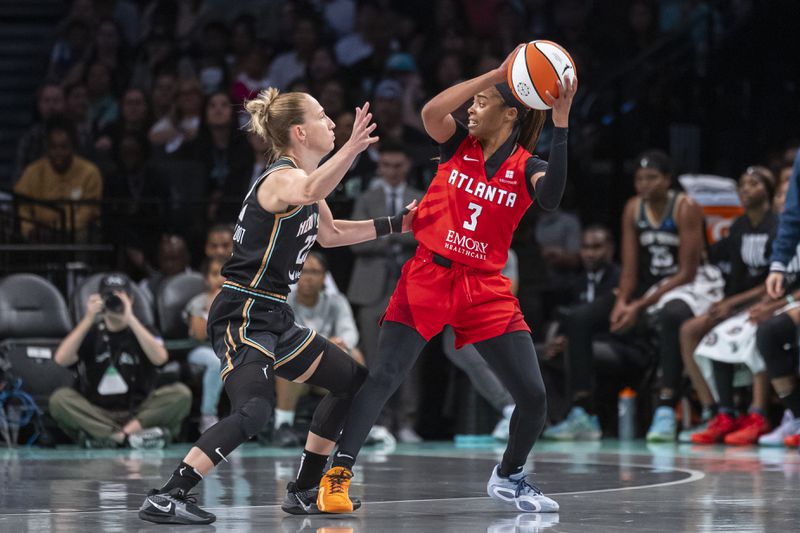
245, 87, 280, 140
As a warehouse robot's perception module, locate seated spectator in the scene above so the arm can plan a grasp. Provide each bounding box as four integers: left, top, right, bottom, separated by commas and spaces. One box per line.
148, 78, 202, 153
327, 110, 378, 201
64, 82, 96, 155
538, 226, 622, 439
371, 79, 436, 189
677, 166, 777, 445
181, 92, 252, 223
267, 15, 319, 91
442, 249, 525, 441
276, 252, 364, 446
50, 273, 191, 448
139, 233, 193, 309
230, 46, 271, 113
549, 151, 712, 441
94, 87, 151, 155
204, 223, 234, 263
148, 71, 178, 121
85, 61, 120, 134
14, 115, 102, 242
185, 257, 226, 433
759, 147, 800, 448
347, 141, 423, 442
12, 83, 65, 185
47, 19, 92, 83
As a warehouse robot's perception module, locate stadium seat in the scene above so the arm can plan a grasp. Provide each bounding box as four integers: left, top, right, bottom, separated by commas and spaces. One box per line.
0, 274, 76, 434
0, 273, 71, 339
70, 273, 155, 328
156, 272, 205, 340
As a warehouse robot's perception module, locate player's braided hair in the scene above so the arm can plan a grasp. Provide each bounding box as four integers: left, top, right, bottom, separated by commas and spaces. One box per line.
245, 88, 308, 163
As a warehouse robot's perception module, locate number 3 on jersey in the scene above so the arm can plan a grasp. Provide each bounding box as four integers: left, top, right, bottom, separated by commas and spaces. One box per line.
463, 202, 482, 232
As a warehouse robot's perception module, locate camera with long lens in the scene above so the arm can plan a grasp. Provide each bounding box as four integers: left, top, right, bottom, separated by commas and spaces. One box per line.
102, 293, 124, 313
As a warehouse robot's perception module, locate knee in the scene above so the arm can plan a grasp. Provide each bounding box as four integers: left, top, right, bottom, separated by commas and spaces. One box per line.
515, 376, 547, 412
237, 396, 270, 437
48, 387, 74, 415
188, 346, 218, 368
658, 301, 691, 331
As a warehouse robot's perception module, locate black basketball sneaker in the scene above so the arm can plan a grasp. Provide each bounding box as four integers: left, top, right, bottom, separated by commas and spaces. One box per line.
282, 482, 362, 515
138, 487, 216, 524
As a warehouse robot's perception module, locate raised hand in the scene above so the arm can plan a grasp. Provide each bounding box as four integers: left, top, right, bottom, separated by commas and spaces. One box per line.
544, 75, 578, 128
345, 102, 379, 153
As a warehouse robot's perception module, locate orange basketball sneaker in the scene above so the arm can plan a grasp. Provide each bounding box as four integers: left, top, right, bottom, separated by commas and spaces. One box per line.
317, 467, 355, 513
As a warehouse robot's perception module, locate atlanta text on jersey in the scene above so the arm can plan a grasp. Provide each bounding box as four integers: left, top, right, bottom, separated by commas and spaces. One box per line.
447, 169, 518, 207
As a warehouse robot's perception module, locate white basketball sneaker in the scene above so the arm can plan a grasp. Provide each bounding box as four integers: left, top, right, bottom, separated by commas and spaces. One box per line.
486, 464, 559, 513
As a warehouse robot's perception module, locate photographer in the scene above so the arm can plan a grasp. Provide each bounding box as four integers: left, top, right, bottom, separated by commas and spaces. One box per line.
49, 273, 191, 448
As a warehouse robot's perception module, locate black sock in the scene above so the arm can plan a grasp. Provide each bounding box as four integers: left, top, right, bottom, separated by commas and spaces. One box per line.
782, 387, 800, 418
657, 393, 677, 409
160, 461, 203, 494
295, 449, 329, 490
331, 449, 356, 470
574, 394, 594, 415
498, 463, 523, 478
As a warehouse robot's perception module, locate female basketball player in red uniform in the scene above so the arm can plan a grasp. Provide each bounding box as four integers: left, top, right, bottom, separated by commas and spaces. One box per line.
138, 89, 416, 525
318, 47, 576, 513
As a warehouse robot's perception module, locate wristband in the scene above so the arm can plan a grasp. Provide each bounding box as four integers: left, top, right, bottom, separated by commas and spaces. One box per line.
373, 216, 391, 237
787, 295, 795, 305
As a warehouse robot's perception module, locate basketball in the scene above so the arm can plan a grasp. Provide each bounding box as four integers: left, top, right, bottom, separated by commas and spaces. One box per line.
507, 40, 576, 110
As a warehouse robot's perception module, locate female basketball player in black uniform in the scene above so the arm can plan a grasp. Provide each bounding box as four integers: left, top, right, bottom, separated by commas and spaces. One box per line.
139, 89, 416, 525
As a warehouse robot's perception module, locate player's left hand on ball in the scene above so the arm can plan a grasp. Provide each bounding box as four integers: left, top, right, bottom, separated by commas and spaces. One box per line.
545, 75, 578, 128
401, 199, 418, 232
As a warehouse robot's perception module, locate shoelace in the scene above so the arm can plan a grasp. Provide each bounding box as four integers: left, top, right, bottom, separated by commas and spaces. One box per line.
514, 476, 543, 498
326, 470, 353, 494
167, 490, 198, 505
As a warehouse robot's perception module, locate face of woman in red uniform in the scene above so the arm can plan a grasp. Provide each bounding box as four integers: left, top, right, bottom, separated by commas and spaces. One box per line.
466, 88, 517, 143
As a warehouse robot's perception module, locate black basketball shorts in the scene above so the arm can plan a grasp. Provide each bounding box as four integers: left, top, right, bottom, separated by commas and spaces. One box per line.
207, 286, 327, 382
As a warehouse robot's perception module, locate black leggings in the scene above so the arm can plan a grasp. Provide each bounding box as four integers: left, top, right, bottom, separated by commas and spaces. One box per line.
757, 312, 799, 380
196, 341, 366, 465
657, 299, 695, 395
334, 322, 547, 472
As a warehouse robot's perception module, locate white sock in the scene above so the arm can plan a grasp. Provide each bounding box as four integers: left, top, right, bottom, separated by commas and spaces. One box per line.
274, 408, 295, 429
502, 405, 515, 419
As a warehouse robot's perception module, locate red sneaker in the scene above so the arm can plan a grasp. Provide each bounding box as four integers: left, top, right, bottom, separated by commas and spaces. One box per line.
784, 434, 800, 448
724, 412, 770, 445
691, 413, 738, 444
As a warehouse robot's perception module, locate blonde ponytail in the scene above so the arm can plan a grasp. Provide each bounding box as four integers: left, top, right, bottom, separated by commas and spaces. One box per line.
244, 88, 308, 162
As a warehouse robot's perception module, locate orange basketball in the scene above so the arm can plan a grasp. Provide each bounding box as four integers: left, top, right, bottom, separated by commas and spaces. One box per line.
506, 40, 576, 110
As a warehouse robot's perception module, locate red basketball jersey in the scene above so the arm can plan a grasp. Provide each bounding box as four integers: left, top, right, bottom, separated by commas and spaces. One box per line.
413, 135, 534, 271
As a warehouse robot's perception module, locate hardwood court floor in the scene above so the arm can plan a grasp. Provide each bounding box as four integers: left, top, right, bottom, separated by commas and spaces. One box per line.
1, 440, 799, 532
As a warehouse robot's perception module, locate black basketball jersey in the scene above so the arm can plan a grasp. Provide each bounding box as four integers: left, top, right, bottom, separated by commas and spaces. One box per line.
222, 157, 319, 301
635, 190, 681, 293
725, 212, 778, 296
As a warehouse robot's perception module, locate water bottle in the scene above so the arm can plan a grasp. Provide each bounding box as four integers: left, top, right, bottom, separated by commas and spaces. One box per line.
618, 387, 637, 441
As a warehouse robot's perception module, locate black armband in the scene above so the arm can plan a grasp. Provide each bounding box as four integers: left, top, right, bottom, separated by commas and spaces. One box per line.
373, 208, 409, 238
374, 216, 391, 237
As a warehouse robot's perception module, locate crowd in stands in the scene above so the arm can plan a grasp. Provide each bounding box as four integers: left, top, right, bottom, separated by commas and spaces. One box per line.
3, 0, 800, 452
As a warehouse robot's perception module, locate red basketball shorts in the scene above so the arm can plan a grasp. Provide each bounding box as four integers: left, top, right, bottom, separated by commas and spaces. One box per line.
382, 246, 530, 348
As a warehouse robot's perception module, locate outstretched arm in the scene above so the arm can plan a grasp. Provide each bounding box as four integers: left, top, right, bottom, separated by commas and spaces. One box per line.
259, 104, 378, 210
316, 199, 417, 248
